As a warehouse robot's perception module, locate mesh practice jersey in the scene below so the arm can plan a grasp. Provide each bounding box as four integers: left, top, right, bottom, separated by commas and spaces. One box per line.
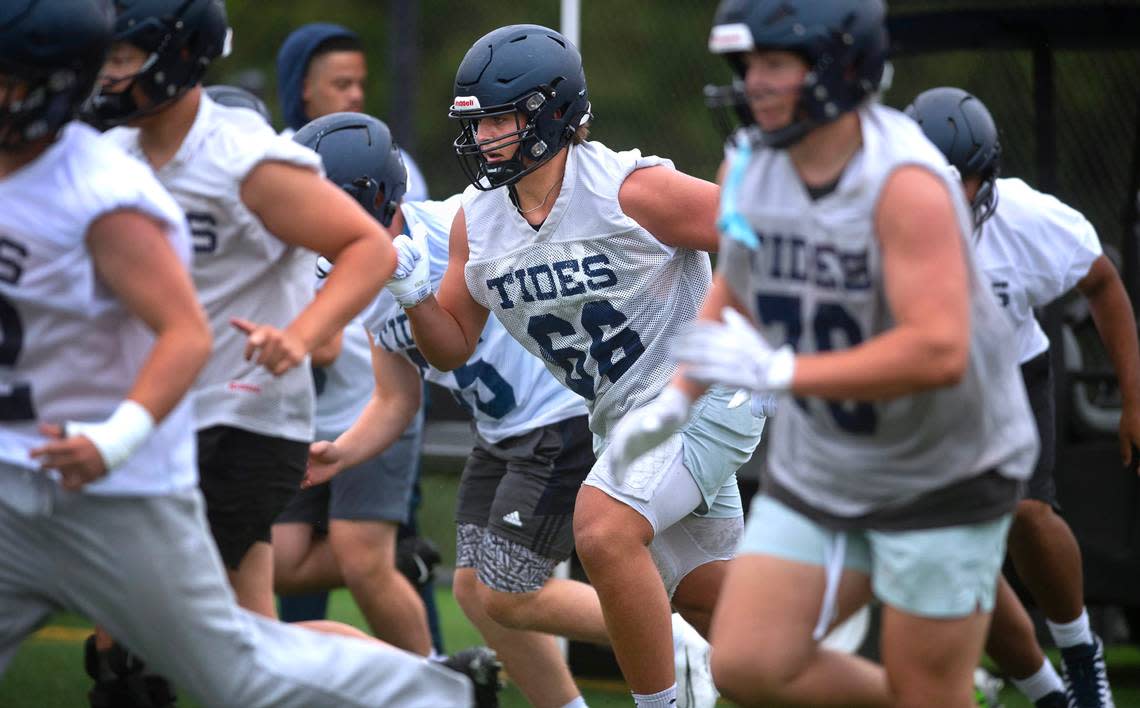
974, 177, 1102, 363
719, 104, 1038, 519
362, 196, 586, 443
0, 123, 197, 496
462, 141, 711, 439
106, 94, 321, 442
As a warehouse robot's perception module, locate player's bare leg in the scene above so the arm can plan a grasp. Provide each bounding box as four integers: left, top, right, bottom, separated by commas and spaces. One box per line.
882, 605, 991, 708
226, 541, 277, 618
272, 522, 343, 593
1007, 499, 1084, 623
709, 554, 888, 707
670, 559, 727, 637
574, 485, 675, 694
454, 567, 579, 708
986, 576, 1051, 678
329, 519, 432, 655
480, 577, 609, 646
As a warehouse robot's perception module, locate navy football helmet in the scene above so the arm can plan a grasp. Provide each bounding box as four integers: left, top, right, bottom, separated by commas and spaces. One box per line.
706, 0, 888, 148
293, 112, 407, 228
205, 84, 270, 123
449, 24, 591, 189
0, 0, 114, 149
905, 87, 1002, 227
86, 0, 230, 128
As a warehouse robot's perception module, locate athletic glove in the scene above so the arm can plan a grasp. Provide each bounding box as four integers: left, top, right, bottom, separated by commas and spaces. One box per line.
675, 307, 795, 393
386, 226, 431, 308
607, 386, 692, 474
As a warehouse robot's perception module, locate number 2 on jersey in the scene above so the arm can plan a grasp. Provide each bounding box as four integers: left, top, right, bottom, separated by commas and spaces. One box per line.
756, 294, 876, 434
527, 300, 645, 401
0, 294, 36, 421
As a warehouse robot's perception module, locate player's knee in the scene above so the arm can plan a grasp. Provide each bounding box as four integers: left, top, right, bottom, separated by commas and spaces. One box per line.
1011, 498, 1055, 539
452, 568, 481, 614
574, 516, 640, 568
482, 588, 539, 629
711, 648, 792, 706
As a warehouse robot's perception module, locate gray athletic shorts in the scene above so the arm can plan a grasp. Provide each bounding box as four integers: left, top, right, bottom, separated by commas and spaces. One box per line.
455, 415, 593, 592
276, 420, 422, 528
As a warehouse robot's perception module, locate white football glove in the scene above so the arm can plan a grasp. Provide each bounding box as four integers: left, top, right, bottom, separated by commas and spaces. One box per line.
607, 386, 692, 475
386, 226, 431, 308
676, 307, 795, 393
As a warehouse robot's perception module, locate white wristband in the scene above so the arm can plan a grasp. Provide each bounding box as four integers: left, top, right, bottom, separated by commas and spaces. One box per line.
66, 400, 155, 471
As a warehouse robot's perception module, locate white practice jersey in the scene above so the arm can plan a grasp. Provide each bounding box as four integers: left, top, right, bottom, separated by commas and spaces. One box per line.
362, 196, 586, 443
462, 141, 711, 439
974, 177, 1102, 363
106, 94, 322, 443
0, 123, 197, 496
719, 104, 1038, 519
313, 315, 374, 435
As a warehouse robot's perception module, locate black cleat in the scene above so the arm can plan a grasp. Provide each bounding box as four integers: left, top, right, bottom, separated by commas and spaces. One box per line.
437, 646, 502, 708
1035, 690, 1070, 708
84, 635, 176, 708
1060, 635, 1114, 708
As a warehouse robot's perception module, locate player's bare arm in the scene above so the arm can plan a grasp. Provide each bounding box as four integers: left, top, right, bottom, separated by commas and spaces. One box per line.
310, 329, 345, 368
791, 165, 971, 399
235, 160, 394, 375
31, 209, 211, 489
1077, 254, 1140, 467
304, 328, 423, 488
618, 165, 720, 253
404, 208, 489, 371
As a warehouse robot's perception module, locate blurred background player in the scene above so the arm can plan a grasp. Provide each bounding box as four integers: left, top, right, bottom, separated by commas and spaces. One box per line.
273, 22, 443, 649
272, 112, 432, 656
81, 0, 402, 702
0, 2, 481, 705
629, 1, 1038, 706
908, 85, 1134, 708
90, 0, 392, 619
386, 23, 764, 707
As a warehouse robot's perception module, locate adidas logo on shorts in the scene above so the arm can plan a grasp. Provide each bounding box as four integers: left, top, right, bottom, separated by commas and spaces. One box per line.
501, 510, 523, 527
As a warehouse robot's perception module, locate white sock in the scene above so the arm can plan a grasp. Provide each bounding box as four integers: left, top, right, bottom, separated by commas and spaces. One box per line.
1011, 658, 1065, 702
632, 684, 677, 707
560, 697, 588, 708
1047, 608, 1094, 648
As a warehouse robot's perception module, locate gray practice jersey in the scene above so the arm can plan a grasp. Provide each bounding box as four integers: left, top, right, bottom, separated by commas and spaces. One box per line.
719, 103, 1038, 520
463, 141, 712, 439
106, 94, 321, 443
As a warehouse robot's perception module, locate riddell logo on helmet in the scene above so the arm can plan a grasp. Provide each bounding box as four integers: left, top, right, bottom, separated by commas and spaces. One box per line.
451, 96, 481, 111
709, 23, 755, 53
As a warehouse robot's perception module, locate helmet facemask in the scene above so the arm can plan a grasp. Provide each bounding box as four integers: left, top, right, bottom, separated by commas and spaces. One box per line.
971, 164, 1000, 229
0, 61, 94, 150
452, 87, 582, 190
86, 1, 231, 129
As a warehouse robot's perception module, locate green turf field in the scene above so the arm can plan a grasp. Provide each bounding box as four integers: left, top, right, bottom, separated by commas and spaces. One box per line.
3, 465, 1138, 706
1, 588, 1138, 707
